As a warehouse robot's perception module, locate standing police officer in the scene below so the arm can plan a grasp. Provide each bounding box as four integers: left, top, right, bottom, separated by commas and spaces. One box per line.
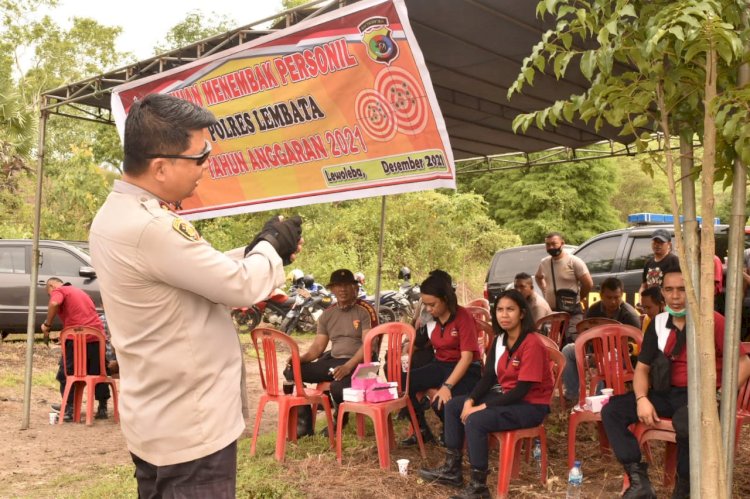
90, 93, 302, 498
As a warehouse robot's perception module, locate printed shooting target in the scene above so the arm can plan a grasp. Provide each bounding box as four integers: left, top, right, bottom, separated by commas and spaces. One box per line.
374, 66, 428, 135
355, 88, 398, 141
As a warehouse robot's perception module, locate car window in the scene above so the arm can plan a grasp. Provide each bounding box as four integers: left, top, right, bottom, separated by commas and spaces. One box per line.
489, 248, 546, 283
625, 237, 653, 271
0, 246, 25, 274
574, 236, 619, 273
39, 248, 84, 277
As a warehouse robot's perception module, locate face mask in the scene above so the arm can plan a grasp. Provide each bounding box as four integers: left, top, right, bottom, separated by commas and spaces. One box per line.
547, 247, 562, 257
665, 305, 687, 318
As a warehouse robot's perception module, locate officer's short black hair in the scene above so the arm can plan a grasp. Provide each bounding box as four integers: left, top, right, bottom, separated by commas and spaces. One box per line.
600, 277, 624, 293
123, 93, 217, 176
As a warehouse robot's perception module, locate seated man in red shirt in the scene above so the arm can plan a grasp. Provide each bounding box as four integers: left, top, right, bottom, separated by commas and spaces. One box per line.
601, 268, 750, 499
41, 278, 110, 422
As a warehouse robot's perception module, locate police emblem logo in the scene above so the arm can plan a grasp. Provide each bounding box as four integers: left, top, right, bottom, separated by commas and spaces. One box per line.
358, 17, 399, 65
353, 319, 361, 331
172, 218, 201, 241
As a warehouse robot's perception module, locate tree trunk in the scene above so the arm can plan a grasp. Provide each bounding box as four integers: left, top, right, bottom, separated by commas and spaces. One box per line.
696, 43, 725, 499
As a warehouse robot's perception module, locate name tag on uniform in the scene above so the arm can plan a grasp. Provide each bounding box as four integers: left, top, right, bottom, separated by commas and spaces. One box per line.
511, 358, 520, 368
450, 328, 458, 337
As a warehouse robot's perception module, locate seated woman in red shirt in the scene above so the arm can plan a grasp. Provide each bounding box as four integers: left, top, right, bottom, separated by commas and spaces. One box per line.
402, 270, 482, 446
419, 289, 553, 498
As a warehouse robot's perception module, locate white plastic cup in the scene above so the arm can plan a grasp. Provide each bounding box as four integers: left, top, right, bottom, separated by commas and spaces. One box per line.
401, 355, 409, 372
49, 412, 58, 425
601, 388, 614, 397
397, 458, 409, 476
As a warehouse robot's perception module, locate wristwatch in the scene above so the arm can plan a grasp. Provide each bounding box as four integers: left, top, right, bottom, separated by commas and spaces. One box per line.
43, 322, 51, 328
442, 382, 454, 389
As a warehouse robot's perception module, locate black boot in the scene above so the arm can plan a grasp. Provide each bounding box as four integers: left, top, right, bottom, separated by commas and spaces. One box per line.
63, 406, 74, 423
449, 468, 490, 499
400, 411, 434, 446
418, 448, 464, 487
321, 410, 348, 437
623, 462, 657, 499
95, 400, 108, 419
671, 474, 690, 499
295, 405, 314, 438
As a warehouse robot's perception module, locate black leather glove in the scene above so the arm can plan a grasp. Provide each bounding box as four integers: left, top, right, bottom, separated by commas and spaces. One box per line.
245, 215, 302, 265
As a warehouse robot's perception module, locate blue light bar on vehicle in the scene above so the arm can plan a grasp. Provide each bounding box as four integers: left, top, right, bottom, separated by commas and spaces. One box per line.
627, 213, 721, 225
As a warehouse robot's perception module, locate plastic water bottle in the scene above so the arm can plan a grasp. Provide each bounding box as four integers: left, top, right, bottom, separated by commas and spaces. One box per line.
532, 438, 542, 472
566, 460, 583, 499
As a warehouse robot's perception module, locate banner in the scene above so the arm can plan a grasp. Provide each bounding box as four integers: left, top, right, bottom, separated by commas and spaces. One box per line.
111, 0, 455, 220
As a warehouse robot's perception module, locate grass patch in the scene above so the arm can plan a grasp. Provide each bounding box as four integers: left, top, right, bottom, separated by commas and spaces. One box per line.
0, 370, 57, 388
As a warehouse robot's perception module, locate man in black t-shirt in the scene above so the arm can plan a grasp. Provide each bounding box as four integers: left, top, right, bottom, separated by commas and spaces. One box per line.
639, 228, 680, 295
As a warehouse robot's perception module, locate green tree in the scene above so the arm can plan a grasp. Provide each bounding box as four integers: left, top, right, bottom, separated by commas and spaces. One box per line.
510, 1, 749, 496
153, 10, 236, 54
461, 158, 621, 245
197, 191, 521, 296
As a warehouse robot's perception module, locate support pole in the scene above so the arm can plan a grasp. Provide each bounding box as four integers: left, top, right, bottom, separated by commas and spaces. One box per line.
373, 196, 387, 321
720, 21, 750, 494
22, 107, 48, 429
680, 136, 701, 496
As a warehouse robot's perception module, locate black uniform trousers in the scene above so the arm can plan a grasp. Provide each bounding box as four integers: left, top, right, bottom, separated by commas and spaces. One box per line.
444, 395, 549, 471
283, 352, 351, 405
132, 440, 236, 499
405, 360, 482, 421
601, 388, 689, 477
56, 339, 111, 405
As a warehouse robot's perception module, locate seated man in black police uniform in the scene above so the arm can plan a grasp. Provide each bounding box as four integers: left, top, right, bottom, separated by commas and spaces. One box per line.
601, 267, 750, 499
284, 269, 377, 436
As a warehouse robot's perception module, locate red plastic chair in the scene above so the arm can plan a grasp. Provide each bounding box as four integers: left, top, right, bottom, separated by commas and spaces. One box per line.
466, 298, 490, 312
465, 305, 491, 323
336, 322, 426, 469
534, 312, 570, 349
490, 341, 565, 498
59, 326, 119, 426
474, 318, 494, 362
575, 317, 621, 335
249, 328, 335, 462
620, 419, 678, 493
567, 324, 643, 468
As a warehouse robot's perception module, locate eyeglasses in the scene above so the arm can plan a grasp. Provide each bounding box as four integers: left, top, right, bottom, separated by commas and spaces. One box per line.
144, 140, 212, 166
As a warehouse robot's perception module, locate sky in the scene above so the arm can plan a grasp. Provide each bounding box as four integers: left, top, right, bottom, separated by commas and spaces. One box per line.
42, 0, 288, 61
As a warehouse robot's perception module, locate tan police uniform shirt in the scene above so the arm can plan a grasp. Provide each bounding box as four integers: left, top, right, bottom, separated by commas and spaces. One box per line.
317, 299, 377, 358
89, 180, 285, 466
537, 252, 590, 309
528, 293, 553, 324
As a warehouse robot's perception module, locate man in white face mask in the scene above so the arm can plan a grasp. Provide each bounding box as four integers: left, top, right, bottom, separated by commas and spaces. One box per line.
601, 268, 750, 499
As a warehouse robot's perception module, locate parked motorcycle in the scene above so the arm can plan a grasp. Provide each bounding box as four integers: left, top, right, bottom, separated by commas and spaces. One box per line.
231, 286, 334, 335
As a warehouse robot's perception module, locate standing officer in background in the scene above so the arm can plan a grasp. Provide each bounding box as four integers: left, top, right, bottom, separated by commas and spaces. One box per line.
535, 231, 593, 338
89, 93, 303, 498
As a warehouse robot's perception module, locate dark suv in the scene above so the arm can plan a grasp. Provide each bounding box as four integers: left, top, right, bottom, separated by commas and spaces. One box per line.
572, 224, 750, 304
0, 240, 102, 334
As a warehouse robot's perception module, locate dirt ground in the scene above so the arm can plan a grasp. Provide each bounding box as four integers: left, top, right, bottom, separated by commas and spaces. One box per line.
3, 332, 750, 498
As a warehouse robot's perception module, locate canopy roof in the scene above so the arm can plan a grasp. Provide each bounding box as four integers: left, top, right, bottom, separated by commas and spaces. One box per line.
42, 0, 639, 165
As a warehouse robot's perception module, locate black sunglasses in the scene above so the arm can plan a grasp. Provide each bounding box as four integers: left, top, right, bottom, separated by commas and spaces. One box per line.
144, 140, 212, 166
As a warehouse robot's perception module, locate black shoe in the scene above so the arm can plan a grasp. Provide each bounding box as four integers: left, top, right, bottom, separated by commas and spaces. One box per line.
321, 412, 348, 437
50, 403, 61, 412
296, 405, 314, 438
623, 462, 657, 499
63, 410, 74, 423
401, 426, 435, 446
95, 401, 108, 420
449, 468, 490, 499
672, 475, 690, 499
418, 448, 463, 487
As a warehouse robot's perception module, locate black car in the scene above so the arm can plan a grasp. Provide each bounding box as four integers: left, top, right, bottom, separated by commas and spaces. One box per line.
572, 224, 750, 305
0, 239, 102, 334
